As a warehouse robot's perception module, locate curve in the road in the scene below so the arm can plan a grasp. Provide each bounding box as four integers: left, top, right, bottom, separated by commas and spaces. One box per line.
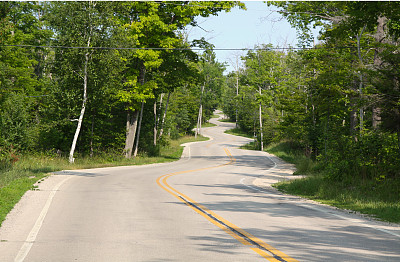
157, 147, 299, 262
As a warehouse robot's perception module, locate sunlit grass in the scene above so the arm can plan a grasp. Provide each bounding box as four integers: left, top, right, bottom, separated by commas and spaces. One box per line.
219, 118, 235, 123
267, 141, 400, 223
0, 135, 208, 226
274, 175, 400, 223
224, 127, 254, 138
223, 129, 400, 223
201, 122, 217, 128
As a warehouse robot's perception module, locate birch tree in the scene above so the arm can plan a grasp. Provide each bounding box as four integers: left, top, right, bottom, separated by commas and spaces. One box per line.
46, 2, 116, 162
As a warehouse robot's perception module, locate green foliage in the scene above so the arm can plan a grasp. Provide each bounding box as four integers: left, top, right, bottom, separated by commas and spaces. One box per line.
274, 176, 400, 223
228, 2, 400, 188
166, 84, 200, 137
225, 128, 254, 139
0, 1, 235, 166
0, 176, 46, 227
0, 134, 209, 226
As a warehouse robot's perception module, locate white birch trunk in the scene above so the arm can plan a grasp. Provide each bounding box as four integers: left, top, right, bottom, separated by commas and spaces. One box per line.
68, 2, 94, 163
133, 101, 145, 158
153, 100, 157, 146
69, 52, 89, 163
158, 92, 170, 138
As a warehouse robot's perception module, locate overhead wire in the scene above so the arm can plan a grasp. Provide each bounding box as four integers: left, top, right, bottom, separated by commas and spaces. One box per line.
2, 44, 363, 51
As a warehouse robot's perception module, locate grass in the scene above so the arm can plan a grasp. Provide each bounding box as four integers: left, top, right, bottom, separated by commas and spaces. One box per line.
224, 128, 400, 223
219, 118, 234, 123
265, 141, 400, 223
265, 142, 318, 176
274, 176, 400, 223
0, 135, 208, 226
201, 122, 217, 128
224, 127, 254, 139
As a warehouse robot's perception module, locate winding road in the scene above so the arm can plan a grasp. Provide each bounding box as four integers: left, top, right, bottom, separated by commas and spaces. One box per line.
1, 114, 399, 261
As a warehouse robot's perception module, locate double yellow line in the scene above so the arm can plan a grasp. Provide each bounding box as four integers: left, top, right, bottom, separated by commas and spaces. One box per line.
156, 148, 298, 262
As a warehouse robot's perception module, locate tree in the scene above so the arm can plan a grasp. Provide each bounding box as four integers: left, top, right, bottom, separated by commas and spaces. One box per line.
258, 1, 400, 180
46, 1, 119, 162
195, 49, 226, 137
115, 1, 243, 158
241, 45, 283, 149
0, 2, 52, 151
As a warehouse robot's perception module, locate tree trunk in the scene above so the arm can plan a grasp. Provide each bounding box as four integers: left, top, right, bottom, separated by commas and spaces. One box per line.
198, 104, 203, 135
124, 110, 138, 158
125, 61, 146, 158
195, 84, 205, 138
349, 108, 358, 131
133, 101, 144, 158
356, 25, 366, 134
153, 93, 164, 145
90, 111, 95, 158
159, 92, 170, 138
259, 100, 263, 151
372, 107, 381, 129
153, 100, 157, 146
397, 128, 400, 161
372, 16, 388, 129
349, 87, 359, 140
69, 52, 89, 163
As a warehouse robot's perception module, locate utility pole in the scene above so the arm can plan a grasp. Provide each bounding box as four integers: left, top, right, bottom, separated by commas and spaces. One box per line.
256, 51, 264, 152
195, 83, 205, 138
235, 56, 239, 128
259, 85, 263, 151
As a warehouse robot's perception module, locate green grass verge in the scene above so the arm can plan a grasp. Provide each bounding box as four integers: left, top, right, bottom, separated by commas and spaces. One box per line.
266, 141, 400, 223
265, 142, 318, 176
219, 118, 234, 123
201, 122, 217, 128
274, 176, 400, 223
0, 176, 47, 227
222, 129, 400, 223
224, 127, 254, 138
0, 135, 208, 226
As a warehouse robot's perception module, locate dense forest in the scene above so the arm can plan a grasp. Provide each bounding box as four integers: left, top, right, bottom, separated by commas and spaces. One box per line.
223, 2, 400, 185
1, 1, 400, 188
0, 1, 237, 167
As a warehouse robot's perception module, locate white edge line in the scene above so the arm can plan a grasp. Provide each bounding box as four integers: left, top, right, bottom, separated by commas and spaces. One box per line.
14, 176, 73, 262
240, 156, 400, 239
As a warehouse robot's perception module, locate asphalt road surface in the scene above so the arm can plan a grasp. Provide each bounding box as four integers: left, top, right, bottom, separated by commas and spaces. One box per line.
1, 114, 399, 262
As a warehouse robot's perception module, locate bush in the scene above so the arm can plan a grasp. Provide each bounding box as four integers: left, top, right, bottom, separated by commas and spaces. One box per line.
321, 132, 400, 183
0, 142, 19, 171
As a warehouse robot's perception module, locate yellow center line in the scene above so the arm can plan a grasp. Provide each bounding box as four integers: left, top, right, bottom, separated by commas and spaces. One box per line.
156, 147, 299, 262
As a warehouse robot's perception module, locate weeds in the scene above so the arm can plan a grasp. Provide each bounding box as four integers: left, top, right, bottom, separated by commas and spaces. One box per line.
225, 128, 254, 139
268, 141, 400, 223
0, 135, 208, 226
226, 130, 400, 223
274, 175, 400, 223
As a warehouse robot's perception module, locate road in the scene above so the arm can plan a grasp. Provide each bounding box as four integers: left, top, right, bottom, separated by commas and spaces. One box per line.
1, 114, 399, 261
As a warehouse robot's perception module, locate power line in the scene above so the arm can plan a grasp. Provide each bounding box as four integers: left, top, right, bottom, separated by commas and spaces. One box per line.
2, 44, 361, 51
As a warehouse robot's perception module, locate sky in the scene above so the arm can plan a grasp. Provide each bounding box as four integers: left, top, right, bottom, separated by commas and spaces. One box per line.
186, 1, 301, 73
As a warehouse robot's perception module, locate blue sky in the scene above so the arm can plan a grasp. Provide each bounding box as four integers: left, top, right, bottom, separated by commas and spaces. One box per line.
186, 1, 300, 73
